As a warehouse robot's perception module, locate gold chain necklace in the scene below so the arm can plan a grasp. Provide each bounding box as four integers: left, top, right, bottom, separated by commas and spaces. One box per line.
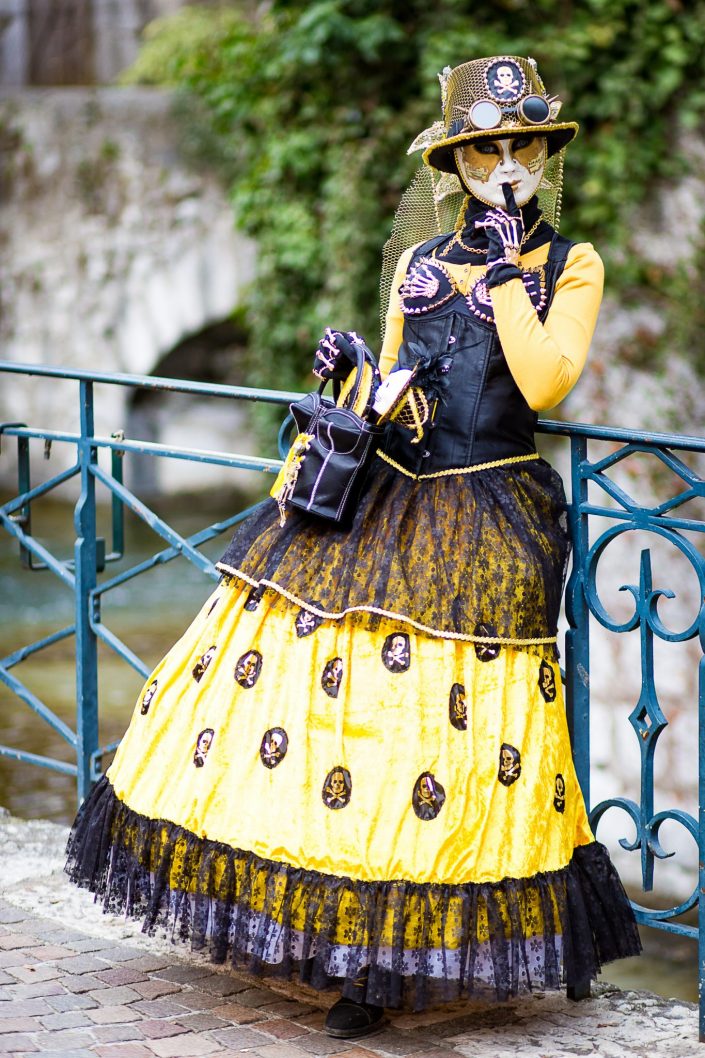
439, 214, 543, 259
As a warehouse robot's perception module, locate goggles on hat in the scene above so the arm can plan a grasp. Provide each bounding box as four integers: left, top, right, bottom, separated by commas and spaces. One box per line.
466, 94, 551, 132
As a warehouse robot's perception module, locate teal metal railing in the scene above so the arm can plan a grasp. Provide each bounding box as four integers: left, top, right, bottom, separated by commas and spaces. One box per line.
1, 361, 705, 1035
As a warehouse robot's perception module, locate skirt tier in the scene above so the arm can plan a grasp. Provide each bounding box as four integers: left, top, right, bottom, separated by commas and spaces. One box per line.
66, 458, 641, 1009
216, 457, 570, 647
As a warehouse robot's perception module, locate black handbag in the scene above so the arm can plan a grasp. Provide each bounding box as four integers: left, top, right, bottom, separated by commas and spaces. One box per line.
271, 343, 383, 527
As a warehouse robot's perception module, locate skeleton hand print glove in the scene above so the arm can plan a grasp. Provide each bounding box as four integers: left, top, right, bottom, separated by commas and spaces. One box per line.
476, 183, 525, 289
313, 329, 364, 382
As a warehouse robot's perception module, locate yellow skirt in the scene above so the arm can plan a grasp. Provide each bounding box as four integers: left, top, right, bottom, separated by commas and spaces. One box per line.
67, 574, 640, 1008
109, 578, 592, 885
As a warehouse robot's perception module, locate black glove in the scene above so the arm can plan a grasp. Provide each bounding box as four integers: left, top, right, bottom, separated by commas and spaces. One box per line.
313, 329, 362, 382
475, 184, 524, 288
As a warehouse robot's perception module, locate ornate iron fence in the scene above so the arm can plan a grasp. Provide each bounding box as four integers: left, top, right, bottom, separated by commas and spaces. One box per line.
1, 360, 705, 1036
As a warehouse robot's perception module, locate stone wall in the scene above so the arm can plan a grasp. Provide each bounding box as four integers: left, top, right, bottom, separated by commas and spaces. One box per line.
0, 0, 186, 86
0, 86, 256, 494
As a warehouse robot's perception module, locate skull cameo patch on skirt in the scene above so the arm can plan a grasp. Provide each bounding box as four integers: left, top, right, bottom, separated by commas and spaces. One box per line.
322, 766, 352, 809
498, 743, 521, 787
382, 632, 411, 672
413, 772, 446, 820
234, 649, 263, 689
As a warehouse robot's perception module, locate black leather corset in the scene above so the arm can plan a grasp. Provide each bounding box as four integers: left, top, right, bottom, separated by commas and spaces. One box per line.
383, 232, 574, 476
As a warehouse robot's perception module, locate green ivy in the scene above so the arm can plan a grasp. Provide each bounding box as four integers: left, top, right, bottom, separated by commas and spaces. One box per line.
124, 0, 705, 391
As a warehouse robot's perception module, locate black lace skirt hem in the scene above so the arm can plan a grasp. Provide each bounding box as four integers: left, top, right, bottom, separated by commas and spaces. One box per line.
66, 777, 641, 1010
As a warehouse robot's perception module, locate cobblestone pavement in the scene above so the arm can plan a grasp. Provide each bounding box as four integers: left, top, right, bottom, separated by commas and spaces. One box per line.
0, 812, 702, 1058
0, 896, 701, 1058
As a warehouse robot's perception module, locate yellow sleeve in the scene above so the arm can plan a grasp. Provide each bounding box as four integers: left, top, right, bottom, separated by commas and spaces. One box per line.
489, 242, 604, 411
378, 247, 415, 379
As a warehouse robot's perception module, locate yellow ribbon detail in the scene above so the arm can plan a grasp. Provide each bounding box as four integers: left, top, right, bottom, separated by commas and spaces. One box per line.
270, 432, 314, 526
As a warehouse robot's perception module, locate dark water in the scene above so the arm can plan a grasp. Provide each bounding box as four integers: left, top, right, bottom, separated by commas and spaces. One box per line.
0, 495, 699, 1005
0, 489, 264, 821
603, 938, 697, 1002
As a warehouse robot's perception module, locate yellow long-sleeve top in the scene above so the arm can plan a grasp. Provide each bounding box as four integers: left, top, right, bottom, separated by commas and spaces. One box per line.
379, 239, 604, 411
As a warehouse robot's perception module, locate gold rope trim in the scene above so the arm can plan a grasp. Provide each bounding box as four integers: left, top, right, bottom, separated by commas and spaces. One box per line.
375, 450, 539, 480
214, 563, 557, 646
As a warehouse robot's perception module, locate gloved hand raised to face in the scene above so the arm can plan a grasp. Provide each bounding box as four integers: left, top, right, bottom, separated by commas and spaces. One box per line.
313, 329, 376, 382
475, 183, 525, 269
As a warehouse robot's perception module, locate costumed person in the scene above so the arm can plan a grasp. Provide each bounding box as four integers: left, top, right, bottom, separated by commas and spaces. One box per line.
66, 55, 641, 1039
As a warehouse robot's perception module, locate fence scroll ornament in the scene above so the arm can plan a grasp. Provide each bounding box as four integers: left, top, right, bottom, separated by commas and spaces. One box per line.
563, 432, 705, 1031
1, 362, 705, 1038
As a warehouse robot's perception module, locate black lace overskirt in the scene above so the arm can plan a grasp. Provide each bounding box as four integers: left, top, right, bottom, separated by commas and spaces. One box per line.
217, 458, 570, 646
66, 776, 641, 1011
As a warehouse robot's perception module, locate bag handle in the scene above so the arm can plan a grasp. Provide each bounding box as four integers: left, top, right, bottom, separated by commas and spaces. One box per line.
315, 335, 378, 418
335, 341, 375, 417
316, 377, 342, 402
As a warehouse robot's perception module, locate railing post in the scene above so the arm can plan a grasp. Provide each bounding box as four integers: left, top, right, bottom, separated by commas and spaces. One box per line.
74, 380, 99, 803
694, 655, 698, 1036
565, 434, 590, 806
565, 433, 591, 1001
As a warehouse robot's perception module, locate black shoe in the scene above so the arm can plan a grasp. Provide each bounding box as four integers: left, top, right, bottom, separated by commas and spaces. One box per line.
324, 996, 386, 1039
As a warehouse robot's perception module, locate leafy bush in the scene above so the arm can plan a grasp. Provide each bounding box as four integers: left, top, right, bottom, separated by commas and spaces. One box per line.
124, 0, 705, 388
